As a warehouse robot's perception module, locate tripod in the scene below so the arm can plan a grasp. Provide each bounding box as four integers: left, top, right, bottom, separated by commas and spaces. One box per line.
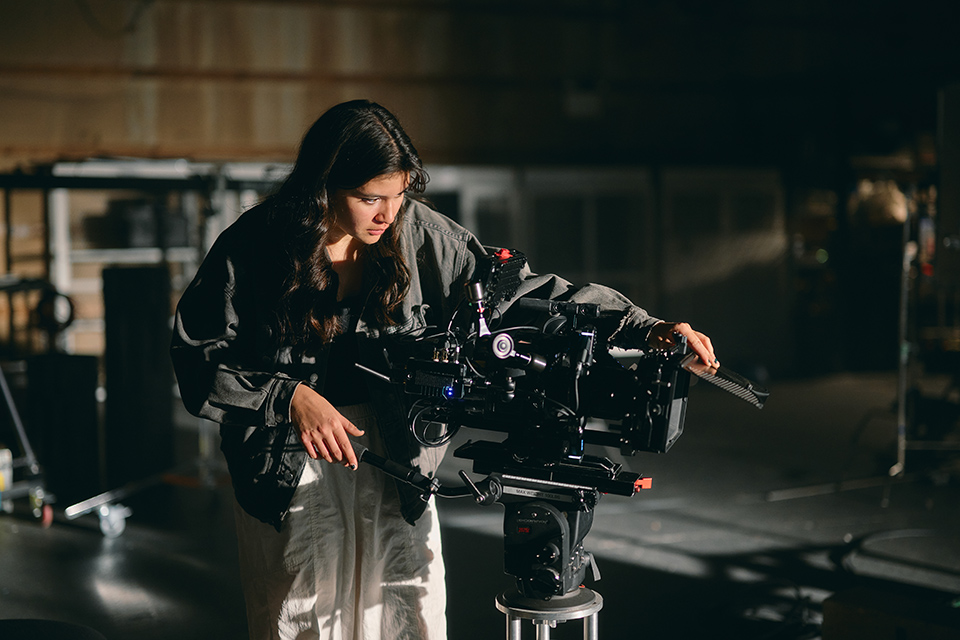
357, 445, 617, 639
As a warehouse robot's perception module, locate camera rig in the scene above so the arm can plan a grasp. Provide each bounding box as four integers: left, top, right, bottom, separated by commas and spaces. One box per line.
357, 247, 768, 601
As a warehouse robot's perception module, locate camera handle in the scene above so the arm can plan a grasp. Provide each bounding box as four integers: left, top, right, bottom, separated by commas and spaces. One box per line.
353, 444, 441, 499
354, 442, 512, 504
354, 444, 498, 502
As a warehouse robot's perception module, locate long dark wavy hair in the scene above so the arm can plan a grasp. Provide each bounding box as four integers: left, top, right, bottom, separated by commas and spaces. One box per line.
265, 100, 427, 346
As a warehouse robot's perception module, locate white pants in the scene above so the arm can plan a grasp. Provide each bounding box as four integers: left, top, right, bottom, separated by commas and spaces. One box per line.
234, 405, 447, 640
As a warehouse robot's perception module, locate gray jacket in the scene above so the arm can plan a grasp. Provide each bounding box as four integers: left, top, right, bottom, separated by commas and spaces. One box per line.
170, 198, 660, 530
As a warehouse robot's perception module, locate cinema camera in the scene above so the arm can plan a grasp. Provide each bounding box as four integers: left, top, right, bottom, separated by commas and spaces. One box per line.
356, 248, 768, 602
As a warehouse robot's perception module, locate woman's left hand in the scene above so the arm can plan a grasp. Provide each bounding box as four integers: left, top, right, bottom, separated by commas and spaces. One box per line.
647, 321, 718, 367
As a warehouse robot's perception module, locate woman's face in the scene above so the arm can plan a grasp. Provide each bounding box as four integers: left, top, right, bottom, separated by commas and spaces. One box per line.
329, 172, 408, 247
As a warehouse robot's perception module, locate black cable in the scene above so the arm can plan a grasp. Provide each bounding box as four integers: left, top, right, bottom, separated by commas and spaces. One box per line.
407, 400, 460, 448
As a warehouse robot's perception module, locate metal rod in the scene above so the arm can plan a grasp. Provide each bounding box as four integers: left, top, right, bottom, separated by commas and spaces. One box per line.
3, 187, 11, 273
891, 215, 914, 477
4, 188, 14, 352
0, 365, 38, 471
765, 474, 909, 502
535, 620, 552, 640
507, 616, 522, 640
585, 613, 599, 640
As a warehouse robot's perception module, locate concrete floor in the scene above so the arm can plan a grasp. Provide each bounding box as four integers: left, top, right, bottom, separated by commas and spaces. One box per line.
1, 370, 959, 639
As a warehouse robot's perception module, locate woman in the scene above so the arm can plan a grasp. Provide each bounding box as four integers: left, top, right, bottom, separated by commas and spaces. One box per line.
171, 99, 716, 640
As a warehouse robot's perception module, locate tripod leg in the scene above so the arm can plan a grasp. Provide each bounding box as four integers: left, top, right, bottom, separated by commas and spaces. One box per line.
535, 620, 554, 640
506, 615, 522, 640
584, 612, 599, 640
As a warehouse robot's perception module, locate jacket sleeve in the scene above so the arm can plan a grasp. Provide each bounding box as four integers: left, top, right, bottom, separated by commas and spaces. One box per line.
170, 234, 301, 428
497, 259, 663, 349
399, 200, 658, 347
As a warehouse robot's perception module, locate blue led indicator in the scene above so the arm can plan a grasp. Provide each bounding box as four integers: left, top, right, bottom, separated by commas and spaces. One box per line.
443, 385, 456, 399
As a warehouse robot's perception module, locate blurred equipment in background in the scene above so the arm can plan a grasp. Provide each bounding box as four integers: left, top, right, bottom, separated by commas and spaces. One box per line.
841, 174, 960, 479
59, 263, 177, 537
0, 360, 48, 523
0, 277, 74, 357
833, 84, 960, 479
1, 159, 280, 535
26, 353, 99, 506
890, 83, 960, 477
938, 84, 960, 290
82, 197, 189, 250
842, 179, 909, 371
0, 277, 85, 523
102, 264, 174, 488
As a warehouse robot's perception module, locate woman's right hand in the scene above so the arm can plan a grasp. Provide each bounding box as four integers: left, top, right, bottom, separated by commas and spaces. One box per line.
290, 383, 365, 469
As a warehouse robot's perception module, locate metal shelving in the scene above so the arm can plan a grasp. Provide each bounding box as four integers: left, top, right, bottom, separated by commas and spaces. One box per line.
1, 159, 285, 354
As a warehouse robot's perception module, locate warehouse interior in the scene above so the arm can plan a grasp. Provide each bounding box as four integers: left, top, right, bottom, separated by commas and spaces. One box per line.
0, 1, 959, 639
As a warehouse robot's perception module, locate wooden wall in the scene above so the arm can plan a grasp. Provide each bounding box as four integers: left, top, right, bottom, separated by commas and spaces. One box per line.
1, 0, 950, 171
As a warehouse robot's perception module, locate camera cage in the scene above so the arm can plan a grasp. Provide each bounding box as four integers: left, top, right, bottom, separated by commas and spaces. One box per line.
397, 247, 692, 463
357, 246, 767, 600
